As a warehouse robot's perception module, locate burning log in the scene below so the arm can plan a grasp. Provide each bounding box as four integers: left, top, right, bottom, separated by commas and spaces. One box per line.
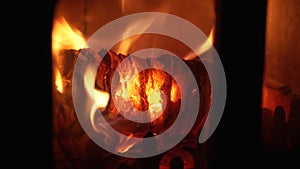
53, 48, 211, 169
93, 49, 177, 136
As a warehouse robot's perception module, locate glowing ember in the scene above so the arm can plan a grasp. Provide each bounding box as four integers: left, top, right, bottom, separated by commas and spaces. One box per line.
170, 80, 180, 102
144, 70, 167, 119
147, 90, 163, 115
114, 67, 177, 122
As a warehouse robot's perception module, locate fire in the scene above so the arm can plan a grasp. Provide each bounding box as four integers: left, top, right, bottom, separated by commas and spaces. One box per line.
144, 70, 166, 119
52, 16, 87, 67
52, 14, 185, 154
205, 26, 215, 50
52, 16, 87, 94
84, 66, 110, 132
170, 80, 180, 102
54, 66, 63, 93
117, 142, 135, 154
115, 17, 158, 56
84, 66, 110, 110
115, 67, 171, 122
147, 90, 163, 115
116, 133, 140, 153
184, 26, 215, 60
113, 65, 180, 153
94, 89, 110, 109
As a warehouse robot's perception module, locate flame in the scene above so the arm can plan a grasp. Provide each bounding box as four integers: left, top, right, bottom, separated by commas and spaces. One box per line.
147, 90, 163, 114
203, 26, 215, 51
52, 16, 87, 63
170, 80, 180, 102
114, 60, 181, 123
126, 71, 142, 107
116, 68, 168, 121
94, 89, 110, 109
83, 65, 115, 146
184, 26, 215, 60
54, 67, 63, 93
144, 70, 166, 120
84, 66, 110, 132
115, 17, 159, 56
114, 60, 140, 109
116, 33, 144, 56
117, 142, 135, 154
116, 133, 140, 153
84, 66, 110, 110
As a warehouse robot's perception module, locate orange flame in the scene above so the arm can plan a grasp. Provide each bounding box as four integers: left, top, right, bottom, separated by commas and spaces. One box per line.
115, 16, 160, 56
170, 80, 180, 102
184, 26, 215, 60
115, 67, 171, 122
84, 66, 110, 132
84, 66, 110, 110
144, 70, 166, 120
116, 133, 140, 153
52, 17, 87, 93
54, 67, 63, 93
203, 26, 215, 51
117, 143, 136, 154
52, 16, 87, 64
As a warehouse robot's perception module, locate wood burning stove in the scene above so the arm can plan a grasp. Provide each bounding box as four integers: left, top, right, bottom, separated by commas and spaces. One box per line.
52, 1, 217, 169
23, 0, 299, 169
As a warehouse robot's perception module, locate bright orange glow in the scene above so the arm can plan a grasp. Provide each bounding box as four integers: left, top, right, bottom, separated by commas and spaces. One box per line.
184, 26, 215, 60
148, 90, 163, 114
115, 63, 140, 104
170, 80, 180, 102
115, 68, 170, 121
114, 65, 181, 123
115, 17, 158, 56
144, 70, 166, 119
94, 89, 110, 109
116, 133, 139, 153
208, 26, 214, 45
52, 16, 87, 63
84, 66, 110, 109
117, 143, 135, 153
84, 66, 110, 132
54, 67, 63, 93
126, 74, 141, 108
117, 34, 142, 56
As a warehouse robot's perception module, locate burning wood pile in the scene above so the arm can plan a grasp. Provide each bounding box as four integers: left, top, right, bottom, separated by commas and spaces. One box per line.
52, 48, 211, 168
52, 17, 212, 169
